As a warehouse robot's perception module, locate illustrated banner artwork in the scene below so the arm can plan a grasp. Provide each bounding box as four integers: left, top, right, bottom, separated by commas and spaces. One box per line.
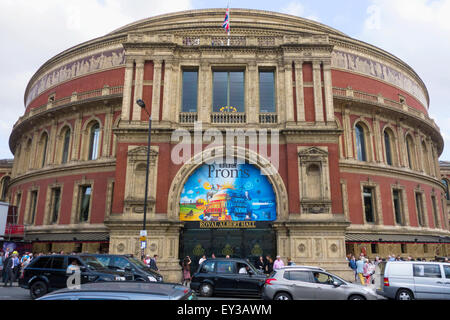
180, 162, 276, 222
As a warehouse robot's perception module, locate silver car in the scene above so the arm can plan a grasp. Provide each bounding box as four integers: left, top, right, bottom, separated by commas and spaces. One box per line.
262, 266, 382, 300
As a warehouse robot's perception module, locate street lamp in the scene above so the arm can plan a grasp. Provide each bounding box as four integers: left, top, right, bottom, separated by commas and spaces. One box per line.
136, 99, 152, 259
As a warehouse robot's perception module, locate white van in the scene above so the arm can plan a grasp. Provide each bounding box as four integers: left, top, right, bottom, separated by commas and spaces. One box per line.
376, 261, 450, 300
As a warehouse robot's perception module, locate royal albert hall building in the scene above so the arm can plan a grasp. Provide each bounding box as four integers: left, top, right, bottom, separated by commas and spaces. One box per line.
7, 9, 450, 281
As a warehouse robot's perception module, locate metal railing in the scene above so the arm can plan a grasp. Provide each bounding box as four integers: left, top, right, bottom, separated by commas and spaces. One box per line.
211, 112, 246, 124
179, 112, 198, 123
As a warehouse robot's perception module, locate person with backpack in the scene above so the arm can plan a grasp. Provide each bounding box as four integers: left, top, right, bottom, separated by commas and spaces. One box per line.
3, 254, 15, 287
348, 255, 357, 282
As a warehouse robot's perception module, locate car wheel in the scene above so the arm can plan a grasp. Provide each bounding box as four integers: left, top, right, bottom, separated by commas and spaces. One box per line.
199, 283, 214, 297
30, 281, 48, 299
274, 292, 292, 300
396, 289, 414, 300
348, 295, 366, 300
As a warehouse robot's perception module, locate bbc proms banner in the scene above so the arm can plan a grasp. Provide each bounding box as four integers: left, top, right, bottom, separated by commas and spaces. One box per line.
179, 162, 276, 222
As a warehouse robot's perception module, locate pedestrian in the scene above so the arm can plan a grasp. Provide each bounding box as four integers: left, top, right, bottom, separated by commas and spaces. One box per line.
211, 253, 216, 259
12, 252, 20, 281
198, 255, 206, 265
225, 255, 230, 259
287, 258, 295, 266
363, 259, 374, 286
348, 255, 357, 282
143, 255, 151, 266
273, 256, 285, 270
182, 256, 191, 287
66, 259, 80, 274
0, 252, 4, 283
149, 255, 158, 271
374, 256, 382, 266
255, 256, 265, 272
3, 254, 14, 287
265, 255, 273, 275
388, 255, 395, 262
355, 256, 365, 285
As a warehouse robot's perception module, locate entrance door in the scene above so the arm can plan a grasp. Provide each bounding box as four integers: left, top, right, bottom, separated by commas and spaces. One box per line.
180, 227, 276, 274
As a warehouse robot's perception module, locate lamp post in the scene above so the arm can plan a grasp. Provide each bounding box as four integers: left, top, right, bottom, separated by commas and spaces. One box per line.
136, 99, 151, 259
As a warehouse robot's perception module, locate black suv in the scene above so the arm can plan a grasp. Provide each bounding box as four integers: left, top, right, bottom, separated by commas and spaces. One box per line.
190, 258, 267, 297
19, 254, 133, 299
93, 254, 163, 282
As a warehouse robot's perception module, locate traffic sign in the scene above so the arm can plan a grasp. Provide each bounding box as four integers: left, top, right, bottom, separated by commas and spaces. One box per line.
140, 241, 147, 249
140, 230, 147, 237
139, 236, 147, 242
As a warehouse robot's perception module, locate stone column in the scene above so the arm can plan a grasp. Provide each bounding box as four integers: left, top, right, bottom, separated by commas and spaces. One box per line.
373, 115, 383, 163
323, 61, 334, 123
121, 60, 135, 121
312, 61, 324, 122
294, 61, 305, 122
247, 62, 258, 124
198, 62, 211, 123
151, 59, 163, 121
132, 59, 145, 121
276, 62, 286, 123
162, 60, 173, 123
102, 108, 114, 158
343, 109, 353, 159
71, 114, 82, 162
284, 61, 295, 124
47, 119, 58, 165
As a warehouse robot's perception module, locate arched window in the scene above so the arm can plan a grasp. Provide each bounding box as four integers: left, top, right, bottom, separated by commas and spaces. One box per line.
405, 135, 416, 170
442, 179, 450, 200
1, 176, 10, 201
355, 123, 367, 162
384, 130, 393, 165
88, 123, 100, 160
61, 128, 71, 164
39, 132, 49, 168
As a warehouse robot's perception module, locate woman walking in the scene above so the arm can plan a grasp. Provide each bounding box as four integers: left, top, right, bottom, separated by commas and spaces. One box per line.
182, 256, 192, 287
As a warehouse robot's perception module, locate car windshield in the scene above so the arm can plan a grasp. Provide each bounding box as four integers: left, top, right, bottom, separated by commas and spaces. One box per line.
129, 257, 148, 268
80, 256, 107, 271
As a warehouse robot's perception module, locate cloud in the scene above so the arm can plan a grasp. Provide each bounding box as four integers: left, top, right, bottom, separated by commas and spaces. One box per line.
0, 0, 192, 158
360, 0, 450, 160
279, 1, 319, 22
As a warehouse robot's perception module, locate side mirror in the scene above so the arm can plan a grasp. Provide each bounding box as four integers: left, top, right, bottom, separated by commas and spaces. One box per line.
333, 281, 341, 287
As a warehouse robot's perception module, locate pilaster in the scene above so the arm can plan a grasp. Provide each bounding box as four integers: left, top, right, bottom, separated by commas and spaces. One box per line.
312, 61, 324, 122
151, 59, 163, 121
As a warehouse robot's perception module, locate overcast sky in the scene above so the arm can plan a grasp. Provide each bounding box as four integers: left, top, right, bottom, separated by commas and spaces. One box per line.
1, 0, 449, 160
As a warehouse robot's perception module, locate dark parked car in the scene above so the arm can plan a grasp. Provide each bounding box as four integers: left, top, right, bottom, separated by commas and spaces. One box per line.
190, 258, 267, 297
37, 282, 197, 300
93, 254, 163, 282
19, 254, 133, 299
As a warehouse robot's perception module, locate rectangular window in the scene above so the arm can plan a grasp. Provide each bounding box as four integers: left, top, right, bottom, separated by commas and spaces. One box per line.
401, 243, 407, 254
79, 185, 92, 223
363, 187, 375, 223
181, 70, 198, 112
431, 195, 439, 228
415, 193, 425, 227
413, 264, 442, 278
393, 189, 403, 225
29, 190, 38, 224
259, 71, 275, 113
371, 243, 378, 254
213, 71, 245, 112
51, 188, 61, 224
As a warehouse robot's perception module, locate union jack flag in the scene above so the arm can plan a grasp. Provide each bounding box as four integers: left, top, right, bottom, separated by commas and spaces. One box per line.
222, 7, 230, 33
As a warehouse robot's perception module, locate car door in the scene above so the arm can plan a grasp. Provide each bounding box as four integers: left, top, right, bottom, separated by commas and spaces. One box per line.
311, 272, 348, 300
413, 264, 446, 299
235, 262, 263, 295
214, 260, 237, 293
285, 271, 317, 300
48, 256, 68, 289
442, 264, 450, 299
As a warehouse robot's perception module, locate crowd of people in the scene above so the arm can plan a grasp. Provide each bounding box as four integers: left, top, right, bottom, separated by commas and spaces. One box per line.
179, 253, 297, 285
346, 253, 449, 286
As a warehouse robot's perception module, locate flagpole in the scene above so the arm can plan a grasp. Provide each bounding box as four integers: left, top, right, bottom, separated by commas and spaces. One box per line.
227, 3, 230, 46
